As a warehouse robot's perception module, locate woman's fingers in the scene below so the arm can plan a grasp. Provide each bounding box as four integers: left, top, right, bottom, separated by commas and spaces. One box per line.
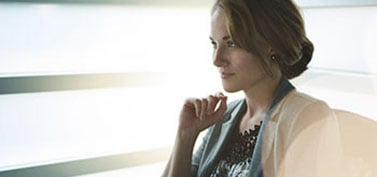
214, 96, 227, 117
207, 92, 226, 115
180, 94, 227, 133
200, 96, 227, 128
206, 95, 219, 115
193, 98, 201, 118
215, 92, 224, 98
200, 98, 208, 120
189, 93, 227, 120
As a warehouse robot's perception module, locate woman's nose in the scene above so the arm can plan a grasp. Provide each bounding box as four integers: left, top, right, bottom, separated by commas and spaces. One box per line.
213, 48, 226, 67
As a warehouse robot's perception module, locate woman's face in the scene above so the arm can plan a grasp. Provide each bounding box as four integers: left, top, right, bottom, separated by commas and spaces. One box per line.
210, 9, 268, 93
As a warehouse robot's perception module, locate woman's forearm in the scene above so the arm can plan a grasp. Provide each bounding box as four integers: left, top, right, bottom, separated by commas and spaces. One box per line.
162, 132, 198, 177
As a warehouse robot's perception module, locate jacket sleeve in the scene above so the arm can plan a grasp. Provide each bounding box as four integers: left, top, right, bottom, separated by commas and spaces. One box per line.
191, 127, 212, 177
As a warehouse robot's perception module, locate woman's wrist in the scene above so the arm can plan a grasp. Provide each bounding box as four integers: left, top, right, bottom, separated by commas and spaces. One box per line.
176, 129, 199, 146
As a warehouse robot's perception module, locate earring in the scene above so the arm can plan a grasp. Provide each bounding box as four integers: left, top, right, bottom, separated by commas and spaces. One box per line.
271, 54, 277, 60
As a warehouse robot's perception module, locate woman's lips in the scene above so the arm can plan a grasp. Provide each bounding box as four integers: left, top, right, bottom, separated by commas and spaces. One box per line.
221, 72, 235, 79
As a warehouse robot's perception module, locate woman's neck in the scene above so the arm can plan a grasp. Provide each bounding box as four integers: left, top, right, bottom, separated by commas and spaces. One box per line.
238, 75, 281, 133
243, 75, 281, 120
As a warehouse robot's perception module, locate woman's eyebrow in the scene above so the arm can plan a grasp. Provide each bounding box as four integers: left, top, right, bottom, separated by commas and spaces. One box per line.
222, 36, 231, 41
209, 36, 231, 41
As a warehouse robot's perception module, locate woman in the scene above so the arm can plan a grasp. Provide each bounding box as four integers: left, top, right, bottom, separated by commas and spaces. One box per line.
163, 0, 342, 176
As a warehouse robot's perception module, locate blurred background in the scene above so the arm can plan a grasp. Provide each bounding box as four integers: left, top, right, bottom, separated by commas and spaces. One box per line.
0, 0, 376, 176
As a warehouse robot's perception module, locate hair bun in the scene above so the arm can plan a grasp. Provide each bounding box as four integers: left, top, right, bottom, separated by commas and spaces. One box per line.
283, 41, 314, 79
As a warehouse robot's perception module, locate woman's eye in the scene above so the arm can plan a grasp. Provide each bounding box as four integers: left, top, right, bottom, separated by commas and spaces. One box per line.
211, 41, 217, 49
227, 41, 237, 48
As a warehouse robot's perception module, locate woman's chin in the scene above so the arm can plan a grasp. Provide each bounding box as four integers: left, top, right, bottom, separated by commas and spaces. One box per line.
222, 85, 240, 93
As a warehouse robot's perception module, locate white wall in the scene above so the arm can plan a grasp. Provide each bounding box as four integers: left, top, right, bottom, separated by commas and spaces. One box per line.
0, 4, 213, 76
303, 6, 377, 74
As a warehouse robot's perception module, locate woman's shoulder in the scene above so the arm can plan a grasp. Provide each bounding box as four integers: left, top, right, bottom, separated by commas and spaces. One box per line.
280, 90, 330, 111
273, 90, 333, 123
269, 90, 338, 145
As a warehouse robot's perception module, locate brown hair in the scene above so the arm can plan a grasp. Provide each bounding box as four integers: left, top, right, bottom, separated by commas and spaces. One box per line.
212, 0, 314, 79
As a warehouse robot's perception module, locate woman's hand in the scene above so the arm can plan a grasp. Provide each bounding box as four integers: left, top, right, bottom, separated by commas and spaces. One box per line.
178, 93, 227, 139
163, 93, 227, 177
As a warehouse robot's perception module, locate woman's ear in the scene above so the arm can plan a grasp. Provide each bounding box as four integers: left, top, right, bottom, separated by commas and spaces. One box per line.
268, 47, 277, 61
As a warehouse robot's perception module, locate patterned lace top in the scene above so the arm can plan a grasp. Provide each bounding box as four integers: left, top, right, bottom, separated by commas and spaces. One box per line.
210, 121, 262, 177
